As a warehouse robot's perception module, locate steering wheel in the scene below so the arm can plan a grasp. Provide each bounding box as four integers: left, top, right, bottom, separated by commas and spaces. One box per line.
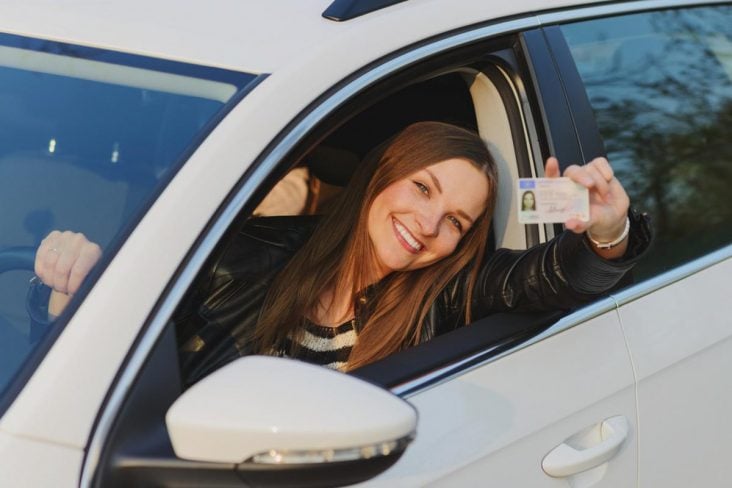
0, 247, 36, 273
0, 247, 44, 341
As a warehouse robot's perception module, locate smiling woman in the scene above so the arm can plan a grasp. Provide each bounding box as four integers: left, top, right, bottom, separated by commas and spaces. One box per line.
172, 120, 648, 383
32, 121, 652, 386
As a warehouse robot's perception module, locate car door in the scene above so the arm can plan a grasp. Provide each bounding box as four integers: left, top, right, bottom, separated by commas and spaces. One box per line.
556, 4, 732, 486
354, 305, 636, 487
83, 9, 641, 488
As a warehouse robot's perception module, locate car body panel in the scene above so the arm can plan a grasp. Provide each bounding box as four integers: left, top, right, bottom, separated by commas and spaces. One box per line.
360, 307, 637, 486
0, 430, 81, 486
616, 251, 732, 487
0, 0, 611, 73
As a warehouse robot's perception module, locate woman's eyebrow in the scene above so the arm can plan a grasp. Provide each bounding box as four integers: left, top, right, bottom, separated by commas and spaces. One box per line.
457, 210, 474, 225
424, 169, 443, 194
424, 169, 474, 225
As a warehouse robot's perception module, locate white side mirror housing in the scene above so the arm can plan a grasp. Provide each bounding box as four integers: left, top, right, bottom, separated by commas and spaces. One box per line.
166, 356, 417, 466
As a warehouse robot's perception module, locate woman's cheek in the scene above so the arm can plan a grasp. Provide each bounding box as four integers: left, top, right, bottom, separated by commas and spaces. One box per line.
436, 235, 461, 261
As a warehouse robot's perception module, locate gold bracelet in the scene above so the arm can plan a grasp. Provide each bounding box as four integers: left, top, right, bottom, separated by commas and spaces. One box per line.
587, 216, 630, 249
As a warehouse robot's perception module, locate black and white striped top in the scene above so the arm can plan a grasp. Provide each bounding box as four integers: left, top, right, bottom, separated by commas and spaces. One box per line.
275, 319, 357, 371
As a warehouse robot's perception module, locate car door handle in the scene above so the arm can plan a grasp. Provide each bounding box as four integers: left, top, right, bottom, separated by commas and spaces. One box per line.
542, 415, 629, 478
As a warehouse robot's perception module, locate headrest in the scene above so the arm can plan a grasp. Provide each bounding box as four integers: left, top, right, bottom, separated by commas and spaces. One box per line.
305, 145, 361, 187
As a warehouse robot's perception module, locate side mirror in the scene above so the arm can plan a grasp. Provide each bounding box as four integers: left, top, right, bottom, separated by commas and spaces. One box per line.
166, 356, 417, 487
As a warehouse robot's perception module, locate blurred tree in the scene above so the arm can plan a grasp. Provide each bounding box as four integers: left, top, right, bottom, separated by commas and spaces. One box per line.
565, 6, 732, 278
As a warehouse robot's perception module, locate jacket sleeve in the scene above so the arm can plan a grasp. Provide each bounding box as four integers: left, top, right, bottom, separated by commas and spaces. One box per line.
469, 209, 653, 317
176, 216, 317, 385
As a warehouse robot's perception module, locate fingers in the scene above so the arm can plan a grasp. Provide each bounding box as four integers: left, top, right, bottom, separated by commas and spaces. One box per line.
545, 157, 630, 236
543, 157, 630, 237
585, 164, 610, 198
564, 157, 614, 199
35, 231, 101, 295
55, 236, 85, 294
564, 164, 593, 187
67, 243, 102, 295
592, 157, 614, 181
36, 230, 64, 283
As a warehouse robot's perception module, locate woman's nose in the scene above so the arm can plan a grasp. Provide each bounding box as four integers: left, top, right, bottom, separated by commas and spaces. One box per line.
415, 207, 441, 237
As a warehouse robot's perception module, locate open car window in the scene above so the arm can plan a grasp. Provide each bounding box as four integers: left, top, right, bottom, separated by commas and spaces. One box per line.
169, 39, 552, 391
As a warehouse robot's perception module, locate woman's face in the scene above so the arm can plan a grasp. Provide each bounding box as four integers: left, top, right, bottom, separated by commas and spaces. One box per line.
523, 191, 535, 209
367, 158, 489, 278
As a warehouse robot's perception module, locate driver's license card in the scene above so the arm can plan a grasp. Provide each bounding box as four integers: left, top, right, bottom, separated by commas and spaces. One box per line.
517, 177, 589, 224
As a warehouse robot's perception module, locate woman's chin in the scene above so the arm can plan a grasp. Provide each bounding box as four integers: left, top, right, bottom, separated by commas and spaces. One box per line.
374, 251, 413, 275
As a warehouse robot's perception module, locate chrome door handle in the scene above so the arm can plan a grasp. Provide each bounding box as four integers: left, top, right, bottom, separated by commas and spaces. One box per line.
542, 415, 629, 478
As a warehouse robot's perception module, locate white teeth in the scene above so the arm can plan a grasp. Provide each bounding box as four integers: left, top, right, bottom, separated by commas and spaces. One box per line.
394, 219, 422, 251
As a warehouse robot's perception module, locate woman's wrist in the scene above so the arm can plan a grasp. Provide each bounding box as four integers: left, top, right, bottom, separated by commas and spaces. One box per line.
586, 216, 630, 250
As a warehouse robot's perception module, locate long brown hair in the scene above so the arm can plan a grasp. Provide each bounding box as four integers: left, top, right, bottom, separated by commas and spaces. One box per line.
253, 121, 497, 369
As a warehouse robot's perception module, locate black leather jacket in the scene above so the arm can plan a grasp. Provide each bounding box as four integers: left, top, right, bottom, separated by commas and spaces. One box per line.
176, 211, 652, 385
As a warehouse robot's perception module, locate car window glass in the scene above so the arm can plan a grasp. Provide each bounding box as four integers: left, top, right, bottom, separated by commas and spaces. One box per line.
0, 34, 256, 397
561, 6, 732, 280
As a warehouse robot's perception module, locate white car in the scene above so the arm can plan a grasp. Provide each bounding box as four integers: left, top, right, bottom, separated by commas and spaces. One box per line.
0, 0, 731, 486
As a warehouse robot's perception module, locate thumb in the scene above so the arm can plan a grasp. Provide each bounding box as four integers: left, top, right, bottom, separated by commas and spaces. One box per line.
545, 157, 560, 178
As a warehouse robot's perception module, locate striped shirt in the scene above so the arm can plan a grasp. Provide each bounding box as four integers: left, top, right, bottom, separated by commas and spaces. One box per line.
275, 319, 357, 371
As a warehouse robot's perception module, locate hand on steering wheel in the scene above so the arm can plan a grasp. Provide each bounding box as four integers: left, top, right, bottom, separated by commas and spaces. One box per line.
35, 231, 102, 296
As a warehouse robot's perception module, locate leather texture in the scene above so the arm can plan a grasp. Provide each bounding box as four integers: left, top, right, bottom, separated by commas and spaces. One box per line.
176, 210, 652, 385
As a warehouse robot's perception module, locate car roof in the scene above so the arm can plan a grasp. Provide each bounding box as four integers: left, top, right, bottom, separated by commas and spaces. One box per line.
2, 0, 606, 74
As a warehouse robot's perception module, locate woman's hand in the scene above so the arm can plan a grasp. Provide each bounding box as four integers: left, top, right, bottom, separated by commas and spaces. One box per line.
35, 231, 102, 317
545, 157, 630, 258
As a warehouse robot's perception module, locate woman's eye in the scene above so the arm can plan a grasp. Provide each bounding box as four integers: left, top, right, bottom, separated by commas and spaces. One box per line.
413, 181, 429, 195
448, 216, 463, 232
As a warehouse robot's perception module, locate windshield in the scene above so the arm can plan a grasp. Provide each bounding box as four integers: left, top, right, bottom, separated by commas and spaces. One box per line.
0, 33, 256, 398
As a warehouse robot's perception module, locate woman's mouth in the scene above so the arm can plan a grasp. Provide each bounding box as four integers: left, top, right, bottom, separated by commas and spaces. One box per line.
392, 218, 423, 254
